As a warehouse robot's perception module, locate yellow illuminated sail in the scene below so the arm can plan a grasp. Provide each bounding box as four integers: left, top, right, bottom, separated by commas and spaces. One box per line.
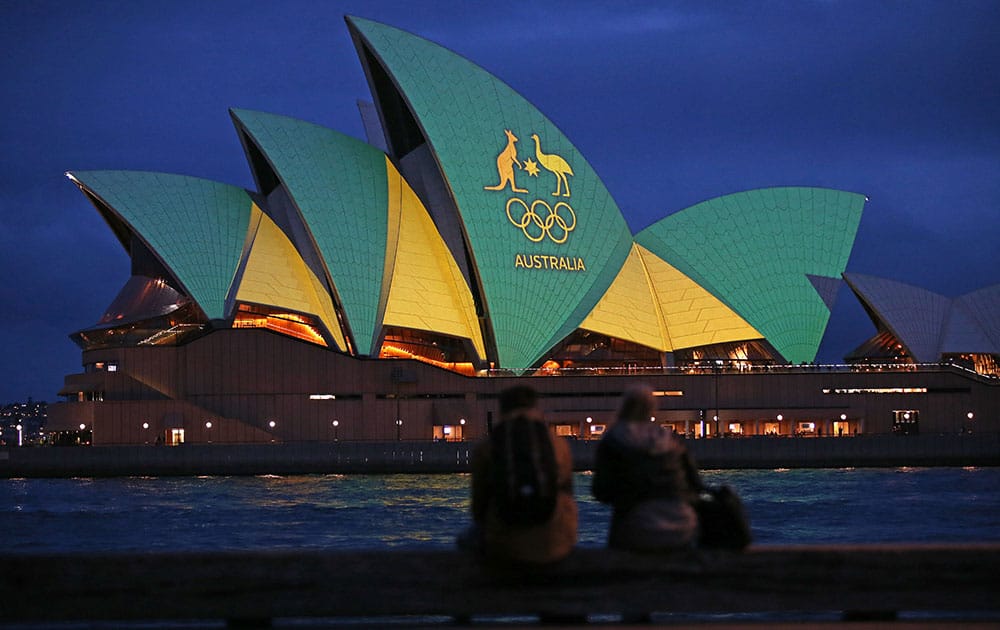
637, 245, 762, 350
382, 158, 486, 361
580, 244, 763, 352
579, 244, 671, 351
236, 204, 346, 350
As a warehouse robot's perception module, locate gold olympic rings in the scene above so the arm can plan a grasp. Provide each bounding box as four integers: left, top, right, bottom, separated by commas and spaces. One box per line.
506, 198, 577, 244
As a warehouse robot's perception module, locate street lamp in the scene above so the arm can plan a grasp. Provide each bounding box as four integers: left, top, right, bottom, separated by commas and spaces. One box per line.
332, 419, 339, 441
396, 418, 403, 441
713, 360, 720, 434
15, 424, 22, 447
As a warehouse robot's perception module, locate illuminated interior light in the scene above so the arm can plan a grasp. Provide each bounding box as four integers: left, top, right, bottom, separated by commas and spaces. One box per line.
378, 342, 476, 376
309, 394, 336, 400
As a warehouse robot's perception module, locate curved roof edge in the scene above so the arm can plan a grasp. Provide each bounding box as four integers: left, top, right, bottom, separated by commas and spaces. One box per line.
67, 170, 252, 321
229, 108, 389, 356
637, 186, 866, 363
845, 273, 1000, 360
347, 15, 634, 370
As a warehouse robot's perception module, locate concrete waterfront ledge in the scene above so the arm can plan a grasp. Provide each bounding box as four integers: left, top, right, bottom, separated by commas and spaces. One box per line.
1, 544, 998, 626
2, 433, 1000, 477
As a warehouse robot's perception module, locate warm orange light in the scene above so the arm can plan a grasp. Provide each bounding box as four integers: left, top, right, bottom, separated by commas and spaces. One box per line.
378, 343, 476, 376
233, 310, 327, 346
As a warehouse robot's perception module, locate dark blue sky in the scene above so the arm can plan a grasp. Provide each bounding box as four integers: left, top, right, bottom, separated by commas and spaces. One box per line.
1, 1, 998, 402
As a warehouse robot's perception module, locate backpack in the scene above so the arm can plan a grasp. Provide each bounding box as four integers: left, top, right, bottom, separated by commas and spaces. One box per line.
693, 485, 753, 550
490, 415, 559, 527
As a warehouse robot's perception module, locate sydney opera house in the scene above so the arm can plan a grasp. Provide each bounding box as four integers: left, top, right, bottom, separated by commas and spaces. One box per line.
48, 17, 998, 445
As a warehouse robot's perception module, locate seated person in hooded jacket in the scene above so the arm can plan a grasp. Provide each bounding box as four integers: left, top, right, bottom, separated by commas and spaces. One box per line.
468, 385, 577, 564
592, 384, 702, 551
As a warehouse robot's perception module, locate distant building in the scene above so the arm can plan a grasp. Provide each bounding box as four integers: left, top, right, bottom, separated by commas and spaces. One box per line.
845, 274, 1000, 375
46, 17, 997, 446
1, 400, 47, 446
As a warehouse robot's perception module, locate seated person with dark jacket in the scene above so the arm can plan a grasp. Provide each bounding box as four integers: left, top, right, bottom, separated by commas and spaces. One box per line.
464, 385, 577, 563
592, 384, 701, 551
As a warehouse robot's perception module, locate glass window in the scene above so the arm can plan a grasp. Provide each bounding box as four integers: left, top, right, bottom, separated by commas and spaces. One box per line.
169, 429, 185, 446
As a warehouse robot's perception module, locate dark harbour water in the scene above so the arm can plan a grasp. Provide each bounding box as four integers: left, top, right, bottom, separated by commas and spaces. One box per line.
2, 467, 999, 553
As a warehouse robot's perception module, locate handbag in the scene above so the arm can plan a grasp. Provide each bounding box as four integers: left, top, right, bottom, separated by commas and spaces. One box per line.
693, 484, 752, 550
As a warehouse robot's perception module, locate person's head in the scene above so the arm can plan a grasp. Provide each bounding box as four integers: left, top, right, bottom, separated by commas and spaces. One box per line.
617, 384, 655, 423
498, 385, 538, 420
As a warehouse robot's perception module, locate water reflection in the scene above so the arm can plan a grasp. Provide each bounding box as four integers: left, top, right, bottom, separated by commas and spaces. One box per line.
0, 468, 998, 553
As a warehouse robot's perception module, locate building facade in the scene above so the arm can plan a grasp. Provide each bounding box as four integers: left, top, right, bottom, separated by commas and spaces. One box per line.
48, 17, 998, 445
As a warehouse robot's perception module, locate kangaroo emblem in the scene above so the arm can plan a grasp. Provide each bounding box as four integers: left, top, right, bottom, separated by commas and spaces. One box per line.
484, 129, 528, 193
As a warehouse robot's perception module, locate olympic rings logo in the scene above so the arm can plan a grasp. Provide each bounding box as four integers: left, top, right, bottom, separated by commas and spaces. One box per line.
506, 198, 577, 244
